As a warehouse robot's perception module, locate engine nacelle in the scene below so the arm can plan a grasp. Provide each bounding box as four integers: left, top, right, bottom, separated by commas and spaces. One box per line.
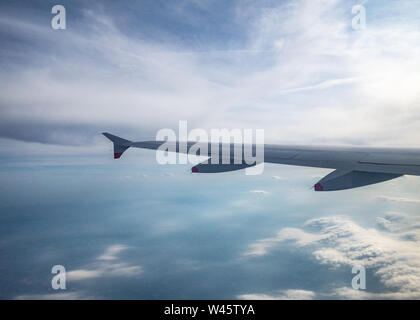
314, 169, 402, 191
191, 162, 255, 173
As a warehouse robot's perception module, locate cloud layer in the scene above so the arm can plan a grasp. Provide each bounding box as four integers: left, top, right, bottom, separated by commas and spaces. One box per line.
243, 213, 420, 299
67, 244, 142, 281
1, 0, 420, 148
15, 244, 142, 300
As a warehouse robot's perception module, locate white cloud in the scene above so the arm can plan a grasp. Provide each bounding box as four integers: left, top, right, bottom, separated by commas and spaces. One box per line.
67, 244, 142, 281
272, 175, 285, 180
238, 289, 316, 300
66, 270, 103, 281
375, 216, 393, 232
249, 190, 270, 194
333, 286, 420, 300
97, 244, 127, 261
376, 196, 420, 204
245, 215, 420, 299
1, 0, 420, 148
245, 227, 324, 256
15, 244, 142, 300
15, 291, 92, 300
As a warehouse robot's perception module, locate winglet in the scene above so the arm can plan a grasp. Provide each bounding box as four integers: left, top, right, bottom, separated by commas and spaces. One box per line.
102, 132, 132, 159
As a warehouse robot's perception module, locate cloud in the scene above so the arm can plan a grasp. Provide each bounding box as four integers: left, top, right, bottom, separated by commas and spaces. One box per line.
66, 270, 103, 281
97, 244, 127, 261
245, 227, 324, 256
245, 215, 420, 299
15, 291, 93, 300
332, 287, 420, 300
272, 175, 285, 180
376, 196, 420, 204
67, 244, 142, 281
0, 0, 419, 148
238, 289, 316, 300
375, 217, 394, 232
375, 212, 420, 242
14, 291, 96, 300
249, 190, 269, 194
163, 172, 175, 177
15, 244, 142, 300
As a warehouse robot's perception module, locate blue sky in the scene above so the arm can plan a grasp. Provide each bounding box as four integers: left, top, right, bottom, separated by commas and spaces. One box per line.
1, 0, 420, 299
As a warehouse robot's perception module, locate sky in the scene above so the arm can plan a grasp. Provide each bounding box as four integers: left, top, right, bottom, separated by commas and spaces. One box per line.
1, 0, 420, 299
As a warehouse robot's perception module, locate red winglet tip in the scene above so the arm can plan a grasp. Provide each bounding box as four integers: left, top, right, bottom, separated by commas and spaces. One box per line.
114, 152, 123, 159
191, 166, 199, 173
314, 183, 324, 191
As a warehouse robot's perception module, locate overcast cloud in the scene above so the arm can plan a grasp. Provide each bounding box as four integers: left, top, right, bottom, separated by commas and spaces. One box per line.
1, 0, 420, 147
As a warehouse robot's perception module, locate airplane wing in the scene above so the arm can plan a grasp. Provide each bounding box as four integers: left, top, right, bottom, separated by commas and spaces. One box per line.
103, 132, 420, 191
